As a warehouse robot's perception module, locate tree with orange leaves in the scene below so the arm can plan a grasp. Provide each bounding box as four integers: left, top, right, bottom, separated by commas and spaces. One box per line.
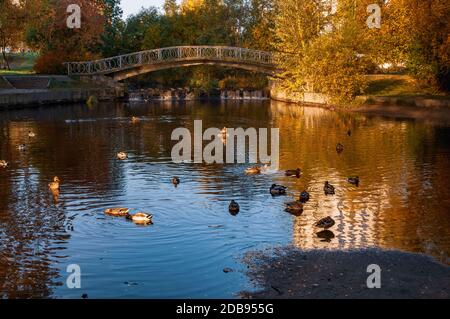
25, 0, 107, 73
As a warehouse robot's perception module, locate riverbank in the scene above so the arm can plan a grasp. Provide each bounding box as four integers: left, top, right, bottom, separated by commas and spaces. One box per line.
241, 248, 450, 299
0, 75, 124, 109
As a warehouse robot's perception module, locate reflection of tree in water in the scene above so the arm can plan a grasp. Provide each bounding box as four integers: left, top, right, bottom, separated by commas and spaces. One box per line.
0, 167, 68, 298
0, 111, 129, 298
271, 105, 450, 262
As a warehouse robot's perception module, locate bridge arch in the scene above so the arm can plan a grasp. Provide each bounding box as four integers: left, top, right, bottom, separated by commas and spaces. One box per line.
65, 46, 277, 81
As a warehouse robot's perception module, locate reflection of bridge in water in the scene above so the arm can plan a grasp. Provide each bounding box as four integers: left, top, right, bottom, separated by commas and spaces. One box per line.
65, 46, 277, 81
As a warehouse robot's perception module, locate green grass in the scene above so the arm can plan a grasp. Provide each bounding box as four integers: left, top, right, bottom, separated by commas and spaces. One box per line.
0, 52, 37, 75
365, 74, 441, 97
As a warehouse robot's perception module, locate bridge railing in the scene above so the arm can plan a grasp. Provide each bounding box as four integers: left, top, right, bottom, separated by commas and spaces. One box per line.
64, 46, 274, 76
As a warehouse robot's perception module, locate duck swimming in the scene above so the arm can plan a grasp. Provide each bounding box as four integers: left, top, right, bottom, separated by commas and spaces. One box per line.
17, 144, 26, 151
105, 208, 130, 217
348, 176, 360, 186
117, 152, 128, 160
28, 131, 36, 138
316, 230, 335, 242
219, 127, 228, 138
270, 184, 287, 196
172, 177, 180, 186
131, 117, 140, 124
336, 143, 344, 154
126, 212, 153, 225
285, 168, 301, 178
229, 200, 240, 215
299, 191, 310, 203
285, 201, 304, 216
0, 160, 8, 168
315, 216, 336, 230
48, 176, 61, 191
245, 166, 261, 175
324, 181, 335, 195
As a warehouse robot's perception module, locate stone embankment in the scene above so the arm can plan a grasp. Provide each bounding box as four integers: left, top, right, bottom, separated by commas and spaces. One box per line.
128, 88, 270, 101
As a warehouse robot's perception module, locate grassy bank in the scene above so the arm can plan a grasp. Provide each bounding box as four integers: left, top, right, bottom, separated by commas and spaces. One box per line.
364, 74, 445, 98
0, 52, 37, 75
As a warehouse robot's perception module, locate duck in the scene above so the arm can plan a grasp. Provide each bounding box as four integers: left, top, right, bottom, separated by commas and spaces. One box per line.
229, 200, 240, 215
285, 201, 304, 216
315, 216, 336, 230
126, 212, 153, 225
245, 166, 261, 175
48, 176, 61, 191
336, 143, 344, 154
316, 230, 335, 242
17, 144, 26, 151
28, 131, 36, 138
219, 127, 228, 138
0, 160, 8, 168
348, 176, 360, 186
104, 207, 130, 217
324, 181, 335, 195
117, 152, 128, 160
131, 116, 140, 124
270, 184, 287, 196
172, 176, 180, 186
299, 191, 310, 203
285, 168, 301, 178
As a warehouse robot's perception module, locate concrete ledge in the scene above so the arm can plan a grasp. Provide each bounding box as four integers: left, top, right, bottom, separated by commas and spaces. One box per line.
0, 88, 119, 110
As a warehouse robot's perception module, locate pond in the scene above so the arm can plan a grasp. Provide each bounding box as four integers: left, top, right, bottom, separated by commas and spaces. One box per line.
0, 100, 449, 298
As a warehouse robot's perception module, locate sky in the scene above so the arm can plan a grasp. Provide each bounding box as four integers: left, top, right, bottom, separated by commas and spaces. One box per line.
120, 0, 166, 18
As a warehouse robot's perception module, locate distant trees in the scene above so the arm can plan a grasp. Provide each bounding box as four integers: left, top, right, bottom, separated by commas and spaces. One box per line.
23, 0, 119, 73
0, 0, 26, 69
273, 0, 450, 100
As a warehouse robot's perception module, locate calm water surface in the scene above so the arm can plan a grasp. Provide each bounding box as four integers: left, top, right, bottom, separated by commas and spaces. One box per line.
0, 100, 449, 298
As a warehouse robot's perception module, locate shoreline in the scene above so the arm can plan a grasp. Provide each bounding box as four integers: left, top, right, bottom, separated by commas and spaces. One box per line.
240, 247, 450, 299
1, 84, 449, 124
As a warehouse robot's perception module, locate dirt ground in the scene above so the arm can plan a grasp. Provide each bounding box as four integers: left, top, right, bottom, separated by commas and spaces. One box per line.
240, 248, 450, 299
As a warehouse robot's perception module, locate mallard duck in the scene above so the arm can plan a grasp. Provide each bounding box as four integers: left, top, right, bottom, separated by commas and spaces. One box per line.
285, 201, 304, 216
324, 181, 335, 195
104, 208, 130, 217
285, 168, 301, 178
299, 191, 310, 203
48, 176, 61, 191
229, 200, 240, 215
17, 144, 26, 151
172, 176, 180, 186
336, 143, 344, 154
117, 152, 128, 160
28, 131, 36, 138
131, 117, 140, 124
270, 184, 287, 196
219, 127, 228, 138
315, 216, 336, 230
316, 230, 335, 242
126, 212, 153, 225
0, 160, 8, 168
348, 176, 360, 186
245, 166, 261, 175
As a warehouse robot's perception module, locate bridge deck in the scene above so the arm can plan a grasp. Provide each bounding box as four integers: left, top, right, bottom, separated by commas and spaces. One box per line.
65, 46, 275, 78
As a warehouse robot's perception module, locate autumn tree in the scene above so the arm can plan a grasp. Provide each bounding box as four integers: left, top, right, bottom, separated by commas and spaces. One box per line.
25, 0, 108, 73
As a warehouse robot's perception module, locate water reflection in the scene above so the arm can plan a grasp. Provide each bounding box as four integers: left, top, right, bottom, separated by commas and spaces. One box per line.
0, 100, 449, 298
